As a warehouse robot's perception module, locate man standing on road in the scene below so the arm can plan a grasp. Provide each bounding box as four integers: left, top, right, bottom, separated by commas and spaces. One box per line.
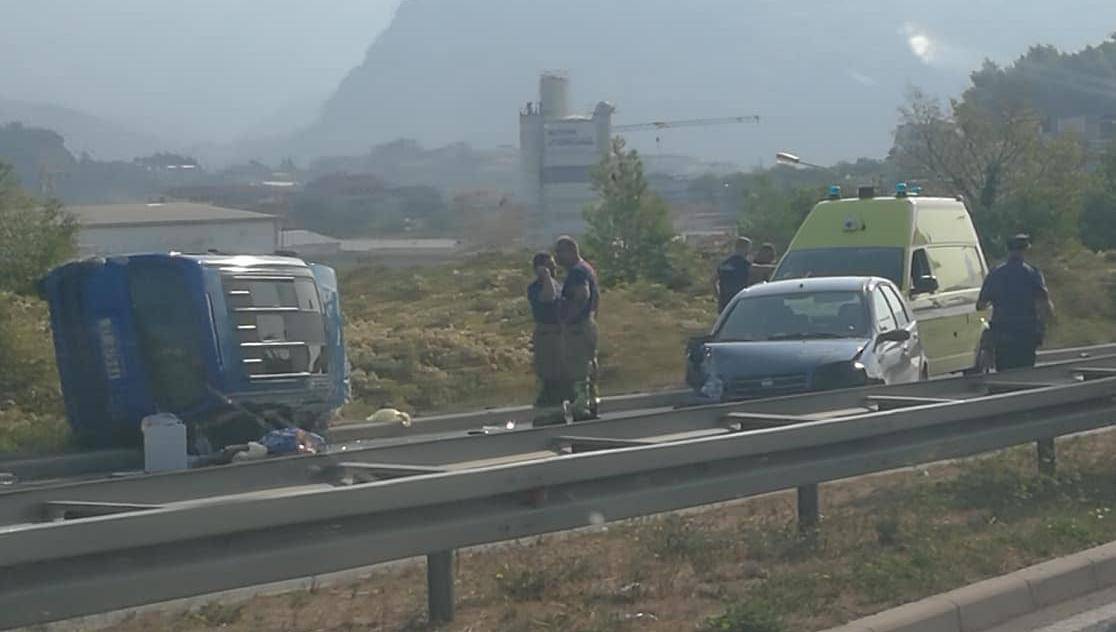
977, 234, 1056, 370
716, 237, 752, 313
527, 252, 569, 425
555, 236, 600, 421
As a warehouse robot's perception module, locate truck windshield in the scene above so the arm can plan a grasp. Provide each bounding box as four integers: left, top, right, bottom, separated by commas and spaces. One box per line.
716, 291, 869, 342
128, 264, 208, 410
772, 247, 905, 286
223, 275, 328, 379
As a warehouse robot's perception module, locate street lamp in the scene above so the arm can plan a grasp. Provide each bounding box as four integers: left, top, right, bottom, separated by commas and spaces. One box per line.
775, 151, 826, 169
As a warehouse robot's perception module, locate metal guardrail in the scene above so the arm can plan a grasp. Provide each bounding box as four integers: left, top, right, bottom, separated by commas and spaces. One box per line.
4, 353, 1116, 628
3, 343, 1113, 484
0, 351, 1107, 527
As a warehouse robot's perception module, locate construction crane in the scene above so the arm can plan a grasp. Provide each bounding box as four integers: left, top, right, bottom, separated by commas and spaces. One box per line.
613, 115, 760, 153
613, 115, 761, 132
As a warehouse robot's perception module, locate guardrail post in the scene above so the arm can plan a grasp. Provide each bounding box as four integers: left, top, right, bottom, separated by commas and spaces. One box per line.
797, 484, 820, 534
1037, 438, 1057, 476
427, 549, 455, 623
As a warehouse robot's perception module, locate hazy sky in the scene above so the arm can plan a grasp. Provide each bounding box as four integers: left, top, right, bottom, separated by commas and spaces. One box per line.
1, 1, 400, 143
5, 0, 1116, 164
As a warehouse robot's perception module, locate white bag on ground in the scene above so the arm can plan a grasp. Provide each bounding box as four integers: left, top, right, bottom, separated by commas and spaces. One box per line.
366, 408, 412, 427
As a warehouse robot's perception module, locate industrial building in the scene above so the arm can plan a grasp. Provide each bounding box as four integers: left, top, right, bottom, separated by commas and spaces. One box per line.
519, 72, 613, 245
280, 229, 463, 268
68, 202, 279, 256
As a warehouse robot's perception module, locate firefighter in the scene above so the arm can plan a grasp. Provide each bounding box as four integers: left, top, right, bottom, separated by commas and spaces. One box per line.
715, 237, 752, 312
527, 252, 569, 425
977, 234, 1056, 370
555, 236, 600, 421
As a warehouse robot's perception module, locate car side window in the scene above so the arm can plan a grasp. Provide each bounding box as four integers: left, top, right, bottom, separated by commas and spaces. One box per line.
881, 285, 910, 327
872, 290, 898, 333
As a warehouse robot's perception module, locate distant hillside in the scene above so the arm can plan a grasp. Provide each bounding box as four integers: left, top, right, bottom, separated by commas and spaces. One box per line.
282, 0, 1116, 165
0, 98, 165, 161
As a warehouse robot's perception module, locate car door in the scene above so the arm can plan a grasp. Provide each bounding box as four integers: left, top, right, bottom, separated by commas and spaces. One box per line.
880, 283, 923, 383
906, 248, 948, 373
870, 289, 908, 384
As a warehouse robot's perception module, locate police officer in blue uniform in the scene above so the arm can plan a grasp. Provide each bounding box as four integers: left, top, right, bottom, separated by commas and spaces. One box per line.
977, 234, 1056, 370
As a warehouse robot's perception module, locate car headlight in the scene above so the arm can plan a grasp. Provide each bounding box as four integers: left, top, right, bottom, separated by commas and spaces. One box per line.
698, 350, 724, 400
813, 360, 869, 391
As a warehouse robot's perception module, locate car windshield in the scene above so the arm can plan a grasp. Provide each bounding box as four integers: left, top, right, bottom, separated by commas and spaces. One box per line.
715, 291, 869, 342
772, 247, 905, 286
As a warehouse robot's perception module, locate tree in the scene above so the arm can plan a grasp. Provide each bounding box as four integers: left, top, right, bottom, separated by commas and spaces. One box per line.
1081, 143, 1116, 251
0, 161, 77, 294
893, 88, 1045, 212
892, 89, 1086, 254
734, 174, 822, 249
582, 137, 675, 285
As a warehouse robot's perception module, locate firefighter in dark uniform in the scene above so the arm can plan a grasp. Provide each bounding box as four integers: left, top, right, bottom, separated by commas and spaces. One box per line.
555, 236, 600, 421
527, 252, 569, 425
977, 234, 1056, 370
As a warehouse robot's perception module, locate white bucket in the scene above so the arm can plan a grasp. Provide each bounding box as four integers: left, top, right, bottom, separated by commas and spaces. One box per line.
141, 413, 188, 473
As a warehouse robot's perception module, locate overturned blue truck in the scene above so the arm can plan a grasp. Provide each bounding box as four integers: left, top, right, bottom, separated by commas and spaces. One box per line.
39, 253, 349, 449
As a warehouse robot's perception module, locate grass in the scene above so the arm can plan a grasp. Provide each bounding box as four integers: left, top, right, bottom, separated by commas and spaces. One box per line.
337, 251, 715, 418
0, 291, 69, 454
102, 429, 1116, 632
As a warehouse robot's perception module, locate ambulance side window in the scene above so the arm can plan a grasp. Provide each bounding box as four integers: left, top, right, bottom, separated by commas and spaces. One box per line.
911, 249, 933, 288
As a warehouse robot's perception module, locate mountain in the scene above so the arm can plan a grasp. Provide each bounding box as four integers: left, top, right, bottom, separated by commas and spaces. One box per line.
286, 0, 1116, 166
0, 98, 167, 161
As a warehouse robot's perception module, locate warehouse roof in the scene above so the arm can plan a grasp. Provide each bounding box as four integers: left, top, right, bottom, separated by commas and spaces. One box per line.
281, 229, 461, 252
67, 202, 276, 227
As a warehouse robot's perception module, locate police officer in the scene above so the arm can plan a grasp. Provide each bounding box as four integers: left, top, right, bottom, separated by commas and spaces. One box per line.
977, 234, 1056, 370
526, 252, 569, 425
555, 236, 600, 421
715, 237, 752, 312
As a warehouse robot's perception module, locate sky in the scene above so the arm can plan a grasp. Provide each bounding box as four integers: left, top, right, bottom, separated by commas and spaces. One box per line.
4, 0, 1116, 165
0, 0, 400, 144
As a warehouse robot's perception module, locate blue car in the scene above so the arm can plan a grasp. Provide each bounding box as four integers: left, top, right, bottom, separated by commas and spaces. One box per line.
686, 277, 926, 402
39, 253, 349, 448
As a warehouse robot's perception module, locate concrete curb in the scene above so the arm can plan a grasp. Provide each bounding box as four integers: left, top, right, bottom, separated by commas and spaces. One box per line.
823, 541, 1116, 632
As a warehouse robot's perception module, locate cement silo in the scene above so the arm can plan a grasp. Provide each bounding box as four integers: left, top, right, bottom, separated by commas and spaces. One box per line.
519, 73, 612, 246
539, 71, 570, 120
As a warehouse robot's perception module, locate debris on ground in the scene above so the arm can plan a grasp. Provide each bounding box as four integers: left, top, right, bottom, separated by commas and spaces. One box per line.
366, 408, 412, 427
259, 428, 327, 456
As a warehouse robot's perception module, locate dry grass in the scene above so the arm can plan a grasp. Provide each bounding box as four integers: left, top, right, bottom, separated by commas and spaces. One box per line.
338, 252, 715, 419
104, 429, 1116, 632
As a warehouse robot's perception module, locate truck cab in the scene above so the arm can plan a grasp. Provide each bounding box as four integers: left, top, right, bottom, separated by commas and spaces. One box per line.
40, 253, 348, 448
